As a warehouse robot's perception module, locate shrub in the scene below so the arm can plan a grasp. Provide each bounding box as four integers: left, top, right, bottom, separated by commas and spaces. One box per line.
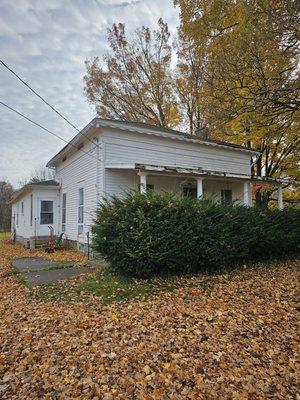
92, 191, 300, 277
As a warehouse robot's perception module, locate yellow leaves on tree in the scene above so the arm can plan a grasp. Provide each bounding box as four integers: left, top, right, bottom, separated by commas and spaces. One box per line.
175, 0, 300, 205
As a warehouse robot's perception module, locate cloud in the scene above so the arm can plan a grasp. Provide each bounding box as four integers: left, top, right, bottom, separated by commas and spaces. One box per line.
0, 0, 179, 187
114, 1, 141, 7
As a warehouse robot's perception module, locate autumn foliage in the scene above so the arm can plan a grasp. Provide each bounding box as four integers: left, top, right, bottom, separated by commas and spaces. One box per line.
1, 237, 299, 398
92, 191, 300, 277
84, 2, 300, 205
1, 235, 300, 398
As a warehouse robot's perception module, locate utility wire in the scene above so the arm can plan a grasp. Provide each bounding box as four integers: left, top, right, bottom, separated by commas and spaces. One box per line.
0, 101, 100, 162
0, 59, 97, 146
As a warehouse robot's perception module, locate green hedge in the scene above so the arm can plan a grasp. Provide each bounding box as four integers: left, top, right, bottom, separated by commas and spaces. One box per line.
92, 191, 300, 277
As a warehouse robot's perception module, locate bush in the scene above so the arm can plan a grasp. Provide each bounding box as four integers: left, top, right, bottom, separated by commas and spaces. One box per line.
92, 191, 300, 277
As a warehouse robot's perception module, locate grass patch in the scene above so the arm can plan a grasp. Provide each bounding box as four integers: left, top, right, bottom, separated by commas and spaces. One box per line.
30, 269, 179, 305
0, 231, 9, 239
78, 271, 177, 304
31, 285, 75, 302
10, 267, 28, 286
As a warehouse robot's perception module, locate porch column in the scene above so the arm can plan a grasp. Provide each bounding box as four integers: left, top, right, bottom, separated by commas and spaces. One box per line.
138, 172, 147, 194
278, 184, 283, 210
196, 178, 204, 199
243, 181, 251, 207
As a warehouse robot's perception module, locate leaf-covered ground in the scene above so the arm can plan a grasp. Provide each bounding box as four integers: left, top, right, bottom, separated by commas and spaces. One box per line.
0, 238, 299, 399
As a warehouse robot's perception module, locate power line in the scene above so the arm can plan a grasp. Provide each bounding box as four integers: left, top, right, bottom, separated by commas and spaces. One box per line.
0, 59, 97, 146
0, 101, 100, 163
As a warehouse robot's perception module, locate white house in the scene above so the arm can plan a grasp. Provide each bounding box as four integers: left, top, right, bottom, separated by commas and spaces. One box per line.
11, 118, 284, 250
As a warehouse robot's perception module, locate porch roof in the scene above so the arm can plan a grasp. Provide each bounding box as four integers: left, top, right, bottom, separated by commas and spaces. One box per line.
105, 163, 293, 185
105, 163, 252, 181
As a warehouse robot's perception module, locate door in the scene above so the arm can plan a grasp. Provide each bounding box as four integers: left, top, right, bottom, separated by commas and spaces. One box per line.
36, 197, 57, 237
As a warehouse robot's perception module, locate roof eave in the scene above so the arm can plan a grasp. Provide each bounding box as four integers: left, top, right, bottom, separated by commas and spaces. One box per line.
11, 183, 60, 204
46, 118, 98, 167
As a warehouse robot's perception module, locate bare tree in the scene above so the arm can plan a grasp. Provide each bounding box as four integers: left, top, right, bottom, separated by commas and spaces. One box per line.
0, 180, 14, 231
28, 166, 55, 183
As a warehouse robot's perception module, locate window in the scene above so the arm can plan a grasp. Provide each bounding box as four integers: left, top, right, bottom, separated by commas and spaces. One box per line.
138, 184, 154, 191
183, 187, 197, 198
21, 202, 24, 215
78, 188, 84, 234
62, 193, 66, 232
30, 195, 33, 226
40, 200, 54, 224
221, 189, 233, 204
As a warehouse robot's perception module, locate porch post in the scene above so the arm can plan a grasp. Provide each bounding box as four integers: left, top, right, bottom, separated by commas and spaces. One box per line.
138, 172, 147, 194
196, 178, 204, 199
243, 181, 251, 206
278, 184, 283, 210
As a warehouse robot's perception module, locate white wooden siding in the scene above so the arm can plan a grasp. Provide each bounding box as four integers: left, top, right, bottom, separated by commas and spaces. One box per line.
53, 126, 252, 243
11, 193, 33, 239
102, 129, 251, 176
11, 188, 59, 239
35, 190, 59, 237
55, 140, 100, 242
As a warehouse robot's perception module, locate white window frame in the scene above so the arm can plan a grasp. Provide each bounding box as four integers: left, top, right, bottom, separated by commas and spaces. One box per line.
30, 194, 33, 226
78, 188, 84, 235
16, 204, 19, 227
62, 193, 66, 232
40, 200, 54, 225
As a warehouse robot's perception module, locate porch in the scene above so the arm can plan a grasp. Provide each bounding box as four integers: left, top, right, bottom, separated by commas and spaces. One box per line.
105, 163, 284, 209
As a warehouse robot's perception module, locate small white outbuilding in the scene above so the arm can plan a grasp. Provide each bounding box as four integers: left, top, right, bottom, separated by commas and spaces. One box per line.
11, 180, 59, 249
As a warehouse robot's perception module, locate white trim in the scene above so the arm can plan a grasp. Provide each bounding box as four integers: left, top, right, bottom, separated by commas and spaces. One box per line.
78, 187, 84, 235
196, 178, 204, 199
105, 163, 136, 170
243, 182, 250, 206
278, 184, 284, 210
138, 172, 147, 194
105, 163, 252, 181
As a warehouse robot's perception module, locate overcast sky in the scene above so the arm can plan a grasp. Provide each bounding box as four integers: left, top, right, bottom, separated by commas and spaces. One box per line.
0, 0, 179, 187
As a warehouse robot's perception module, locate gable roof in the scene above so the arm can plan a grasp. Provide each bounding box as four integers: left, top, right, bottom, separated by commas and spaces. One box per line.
47, 118, 260, 166
11, 180, 60, 203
